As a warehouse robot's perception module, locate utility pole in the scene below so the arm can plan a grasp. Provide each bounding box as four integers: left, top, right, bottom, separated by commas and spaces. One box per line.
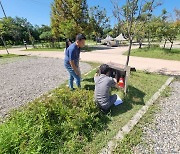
0, 0, 9, 54
0, 0, 7, 17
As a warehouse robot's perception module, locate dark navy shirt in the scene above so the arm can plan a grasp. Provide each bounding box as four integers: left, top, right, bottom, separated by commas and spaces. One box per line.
64, 43, 80, 67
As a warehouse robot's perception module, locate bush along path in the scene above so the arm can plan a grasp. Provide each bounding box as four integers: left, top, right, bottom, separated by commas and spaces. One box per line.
0, 68, 169, 154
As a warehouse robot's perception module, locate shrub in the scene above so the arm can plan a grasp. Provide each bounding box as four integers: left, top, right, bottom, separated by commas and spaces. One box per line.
150, 44, 160, 48
0, 88, 108, 154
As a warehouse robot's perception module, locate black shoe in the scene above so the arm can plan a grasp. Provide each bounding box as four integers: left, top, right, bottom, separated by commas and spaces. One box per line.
70, 88, 75, 91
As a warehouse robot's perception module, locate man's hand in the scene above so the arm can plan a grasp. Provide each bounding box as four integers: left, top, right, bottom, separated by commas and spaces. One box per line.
113, 78, 117, 83
69, 60, 80, 76
94, 73, 99, 77
113, 78, 123, 90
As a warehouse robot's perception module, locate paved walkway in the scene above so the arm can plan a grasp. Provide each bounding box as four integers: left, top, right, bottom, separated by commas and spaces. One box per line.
1, 44, 180, 75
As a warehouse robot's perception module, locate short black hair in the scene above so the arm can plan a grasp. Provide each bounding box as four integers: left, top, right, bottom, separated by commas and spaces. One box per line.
76, 34, 86, 41
99, 64, 110, 75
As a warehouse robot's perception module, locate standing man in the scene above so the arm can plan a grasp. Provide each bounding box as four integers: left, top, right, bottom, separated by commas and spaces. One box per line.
64, 34, 86, 90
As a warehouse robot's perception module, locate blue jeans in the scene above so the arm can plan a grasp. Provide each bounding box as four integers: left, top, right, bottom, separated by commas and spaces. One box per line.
64, 64, 81, 89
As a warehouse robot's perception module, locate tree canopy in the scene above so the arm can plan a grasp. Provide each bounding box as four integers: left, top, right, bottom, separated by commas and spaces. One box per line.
51, 0, 89, 40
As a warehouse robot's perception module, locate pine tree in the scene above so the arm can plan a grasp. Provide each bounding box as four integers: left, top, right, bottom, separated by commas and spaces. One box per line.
51, 0, 89, 40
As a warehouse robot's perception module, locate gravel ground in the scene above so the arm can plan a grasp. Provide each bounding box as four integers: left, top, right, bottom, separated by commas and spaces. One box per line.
134, 81, 180, 154
0, 56, 91, 118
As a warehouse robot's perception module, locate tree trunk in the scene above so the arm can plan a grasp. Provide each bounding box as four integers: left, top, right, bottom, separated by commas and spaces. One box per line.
163, 40, 167, 48
170, 41, 173, 50
139, 39, 142, 49
148, 31, 151, 48
126, 39, 133, 66
1, 36, 9, 54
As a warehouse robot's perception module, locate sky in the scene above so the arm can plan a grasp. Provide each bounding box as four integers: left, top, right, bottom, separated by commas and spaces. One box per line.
0, 0, 179, 27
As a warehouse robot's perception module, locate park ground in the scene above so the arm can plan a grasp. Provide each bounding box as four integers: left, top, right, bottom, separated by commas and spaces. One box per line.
1, 41, 180, 75
0, 42, 180, 153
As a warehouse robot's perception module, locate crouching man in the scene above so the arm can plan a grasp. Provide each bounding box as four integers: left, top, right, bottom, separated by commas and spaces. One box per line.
94, 64, 121, 113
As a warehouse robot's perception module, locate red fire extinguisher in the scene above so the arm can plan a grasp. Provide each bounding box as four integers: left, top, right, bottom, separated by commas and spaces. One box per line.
118, 77, 125, 88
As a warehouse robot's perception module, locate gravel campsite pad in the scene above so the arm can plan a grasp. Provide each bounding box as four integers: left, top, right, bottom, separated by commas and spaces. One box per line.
0, 56, 91, 118
134, 81, 180, 154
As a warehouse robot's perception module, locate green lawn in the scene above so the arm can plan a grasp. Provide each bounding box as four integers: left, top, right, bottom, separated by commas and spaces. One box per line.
23, 48, 64, 51
0, 54, 20, 59
24, 40, 97, 52
80, 70, 168, 153
177, 35, 180, 40
86, 40, 97, 46
124, 47, 180, 61
24, 46, 98, 52
113, 86, 171, 154
0, 63, 168, 154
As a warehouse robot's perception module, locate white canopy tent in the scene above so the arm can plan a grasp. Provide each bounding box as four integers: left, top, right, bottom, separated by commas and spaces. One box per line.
105, 35, 114, 41
101, 35, 114, 44
115, 34, 126, 41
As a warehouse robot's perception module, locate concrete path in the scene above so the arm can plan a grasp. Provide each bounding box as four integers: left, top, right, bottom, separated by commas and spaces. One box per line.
1, 44, 180, 75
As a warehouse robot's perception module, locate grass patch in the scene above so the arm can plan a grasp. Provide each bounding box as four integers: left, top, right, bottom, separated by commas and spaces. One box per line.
0, 45, 12, 49
113, 85, 171, 154
81, 71, 168, 153
23, 40, 97, 52
86, 40, 97, 46
0, 54, 20, 59
23, 48, 64, 52
0, 65, 168, 153
24, 46, 98, 52
124, 47, 180, 61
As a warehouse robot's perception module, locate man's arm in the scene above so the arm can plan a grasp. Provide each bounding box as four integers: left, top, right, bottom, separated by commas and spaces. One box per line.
112, 78, 122, 90
69, 60, 80, 76
94, 69, 100, 77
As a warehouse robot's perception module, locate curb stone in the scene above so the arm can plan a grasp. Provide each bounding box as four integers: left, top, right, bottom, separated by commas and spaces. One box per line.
84, 66, 99, 76
100, 77, 174, 154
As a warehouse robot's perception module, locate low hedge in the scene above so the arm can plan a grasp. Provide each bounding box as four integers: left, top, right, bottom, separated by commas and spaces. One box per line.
0, 88, 109, 154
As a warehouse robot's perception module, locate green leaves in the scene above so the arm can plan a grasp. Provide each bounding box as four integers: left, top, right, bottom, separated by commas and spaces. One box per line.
89, 6, 110, 38
39, 31, 53, 41
51, 0, 89, 40
0, 88, 107, 154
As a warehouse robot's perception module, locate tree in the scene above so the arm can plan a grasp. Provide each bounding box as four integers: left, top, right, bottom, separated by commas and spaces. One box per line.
0, 22, 9, 54
174, 8, 180, 21
34, 25, 52, 41
135, 22, 146, 48
163, 23, 178, 50
51, 0, 89, 40
0, 17, 36, 46
111, 0, 161, 66
39, 31, 53, 42
89, 6, 110, 39
154, 9, 180, 50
